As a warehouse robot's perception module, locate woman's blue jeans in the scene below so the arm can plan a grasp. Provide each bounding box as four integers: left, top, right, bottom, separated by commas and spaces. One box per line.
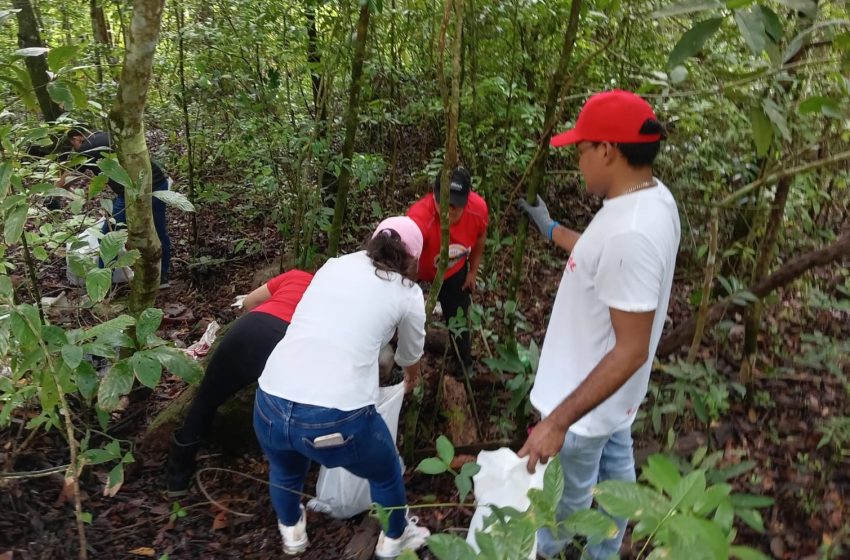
254, 388, 408, 538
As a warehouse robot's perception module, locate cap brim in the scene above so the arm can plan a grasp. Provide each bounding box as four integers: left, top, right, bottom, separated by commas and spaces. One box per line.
449, 192, 469, 207
550, 129, 581, 147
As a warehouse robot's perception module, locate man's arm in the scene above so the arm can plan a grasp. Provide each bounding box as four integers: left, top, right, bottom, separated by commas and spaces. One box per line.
242, 284, 272, 312
551, 225, 581, 253
403, 361, 421, 393
463, 231, 486, 291
518, 307, 654, 472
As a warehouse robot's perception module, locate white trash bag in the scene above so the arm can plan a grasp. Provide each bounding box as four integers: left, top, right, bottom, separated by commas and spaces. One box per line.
466, 448, 546, 559
66, 220, 133, 286
307, 382, 406, 519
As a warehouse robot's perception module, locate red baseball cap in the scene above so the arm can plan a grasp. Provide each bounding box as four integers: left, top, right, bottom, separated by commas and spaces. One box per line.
551, 90, 661, 147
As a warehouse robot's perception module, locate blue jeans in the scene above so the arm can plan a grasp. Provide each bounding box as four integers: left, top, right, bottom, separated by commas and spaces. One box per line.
253, 388, 408, 538
537, 428, 636, 559
101, 178, 171, 281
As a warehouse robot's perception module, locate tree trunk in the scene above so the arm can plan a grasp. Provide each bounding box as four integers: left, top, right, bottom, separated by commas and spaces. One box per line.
327, 3, 371, 256
109, 0, 167, 314
90, 0, 112, 86
175, 1, 198, 251
658, 232, 850, 357
13, 0, 62, 122
504, 0, 583, 346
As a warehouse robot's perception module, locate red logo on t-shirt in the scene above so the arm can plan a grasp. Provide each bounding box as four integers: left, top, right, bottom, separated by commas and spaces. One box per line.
567, 255, 577, 273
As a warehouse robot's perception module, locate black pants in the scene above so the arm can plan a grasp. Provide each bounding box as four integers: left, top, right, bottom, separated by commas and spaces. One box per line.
180, 311, 289, 443
439, 264, 472, 367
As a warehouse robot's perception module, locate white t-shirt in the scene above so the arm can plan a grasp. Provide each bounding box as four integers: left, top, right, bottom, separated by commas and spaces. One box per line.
529, 181, 680, 437
258, 251, 425, 411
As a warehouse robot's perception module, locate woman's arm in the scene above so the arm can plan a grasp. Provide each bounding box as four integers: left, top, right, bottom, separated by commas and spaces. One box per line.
242, 284, 272, 312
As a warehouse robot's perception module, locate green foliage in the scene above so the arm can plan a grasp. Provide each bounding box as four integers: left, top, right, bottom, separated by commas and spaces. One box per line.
416, 435, 481, 502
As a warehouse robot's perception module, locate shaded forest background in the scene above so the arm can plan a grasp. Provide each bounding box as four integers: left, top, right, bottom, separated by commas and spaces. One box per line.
1, 0, 849, 558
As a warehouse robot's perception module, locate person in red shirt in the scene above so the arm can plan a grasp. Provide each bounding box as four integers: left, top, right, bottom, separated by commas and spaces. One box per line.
166, 269, 313, 495
407, 166, 488, 370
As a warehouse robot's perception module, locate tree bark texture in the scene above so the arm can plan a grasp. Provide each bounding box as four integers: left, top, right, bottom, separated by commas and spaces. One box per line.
658, 232, 850, 357
109, 0, 167, 314
13, 0, 62, 121
327, 3, 371, 256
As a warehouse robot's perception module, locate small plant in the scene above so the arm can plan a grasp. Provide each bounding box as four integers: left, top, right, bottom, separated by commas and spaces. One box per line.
416, 435, 481, 502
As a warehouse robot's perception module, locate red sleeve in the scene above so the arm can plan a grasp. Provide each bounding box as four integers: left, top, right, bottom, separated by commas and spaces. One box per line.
265, 272, 290, 295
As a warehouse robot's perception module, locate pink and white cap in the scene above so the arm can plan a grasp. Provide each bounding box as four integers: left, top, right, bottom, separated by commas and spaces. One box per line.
372, 216, 423, 260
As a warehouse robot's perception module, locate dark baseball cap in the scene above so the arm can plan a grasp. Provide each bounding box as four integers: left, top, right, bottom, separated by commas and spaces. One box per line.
433, 166, 471, 207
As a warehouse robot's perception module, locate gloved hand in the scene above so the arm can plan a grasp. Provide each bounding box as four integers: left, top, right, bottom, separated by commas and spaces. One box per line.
517, 195, 556, 239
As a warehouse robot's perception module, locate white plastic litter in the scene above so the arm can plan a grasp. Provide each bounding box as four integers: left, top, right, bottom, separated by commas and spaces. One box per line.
307, 382, 406, 519
65, 220, 133, 286
182, 321, 220, 360
465, 448, 546, 559
231, 294, 247, 309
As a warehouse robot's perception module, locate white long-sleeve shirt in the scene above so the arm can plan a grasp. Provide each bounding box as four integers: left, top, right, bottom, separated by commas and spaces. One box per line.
259, 251, 425, 410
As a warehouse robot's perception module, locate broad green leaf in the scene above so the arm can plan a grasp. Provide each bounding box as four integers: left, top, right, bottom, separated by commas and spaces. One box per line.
594, 480, 672, 520
149, 346, 202, 382
104, 463, 125, 497
749, 105, 772, 157
75, 361, 99, 400
66, 82, 88, 110
735, 508, 766, 532
136, 308, 164, 346
436, 435, 455, 465
652, 0, 722, 18
693, 483, 732, 515
417, 457, 448, 475
85, 268, 112, 302
642, 454, 681, 495
47, 81, 74, 109
97, 157, 133, 191
710, 460, 756, 482
0, 161, 12, 202
543, 456, 564, 501
734, 8, 767, 56
666, 514, 728, 559
799, 96, 842, 118
426, 533, 477, 560
762, 99, 790, 141
99, 230, 128, 265
459, 461, 481, 478
114, 249, 140, 268
758, 6, 783, 43
730, 494, 774, 509
14, 47, 49, 57
89, 174, 109, 198
81, 448, 116, 465
563, 509, 619, 542
4, 203, 27, 244
83, 314, 135, 340
454, 472, 472, 503
130, 351, 163, 388
47, 44, 79, 72
713, 497, 734, 531
152, 189, 195, 212
97, 361, 134, 411
61, 344, 84, 369
668, 18, 724, 68
671, 469, 706, 510
729, 545, 771, 560
725, 0, 754, 9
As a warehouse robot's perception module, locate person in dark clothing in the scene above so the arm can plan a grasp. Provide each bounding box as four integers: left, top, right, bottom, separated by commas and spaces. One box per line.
407, 166, 488, 372
166, 269, 314, 496
61, 130, 172, 286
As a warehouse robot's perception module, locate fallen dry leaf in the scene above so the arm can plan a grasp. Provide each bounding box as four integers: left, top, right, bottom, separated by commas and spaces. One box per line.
128, 547, 156, 557
212, 510, 230, 531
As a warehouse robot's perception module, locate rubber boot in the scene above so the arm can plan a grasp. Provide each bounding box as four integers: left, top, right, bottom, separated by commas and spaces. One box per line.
166, 430, 202, 497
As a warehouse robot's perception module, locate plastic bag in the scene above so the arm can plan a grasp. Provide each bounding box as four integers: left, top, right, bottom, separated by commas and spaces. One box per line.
66, 220, 133, 286
465, 448, 546, 559
307, 382, 406, 519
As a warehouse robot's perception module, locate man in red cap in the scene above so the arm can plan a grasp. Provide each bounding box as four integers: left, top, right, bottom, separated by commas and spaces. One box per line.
516, 90, 681, 558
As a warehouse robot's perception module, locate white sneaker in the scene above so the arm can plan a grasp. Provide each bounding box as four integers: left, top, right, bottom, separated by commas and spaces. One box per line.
374, 515, 430, 559
278, 504, 309, 555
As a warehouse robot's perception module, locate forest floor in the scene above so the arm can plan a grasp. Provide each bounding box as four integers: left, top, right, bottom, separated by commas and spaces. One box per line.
1, 182, 848, 560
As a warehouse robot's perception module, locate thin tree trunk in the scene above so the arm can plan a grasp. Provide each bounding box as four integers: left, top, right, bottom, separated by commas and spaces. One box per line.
658, 232, 850, 357
327, 3, 371, 256
175, 1, 197, 251
504, 0, 583, 346
687, 209, 719, 363
109, 0, 167, 314
13, 0, 62, 122
91, 0, 112, 85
